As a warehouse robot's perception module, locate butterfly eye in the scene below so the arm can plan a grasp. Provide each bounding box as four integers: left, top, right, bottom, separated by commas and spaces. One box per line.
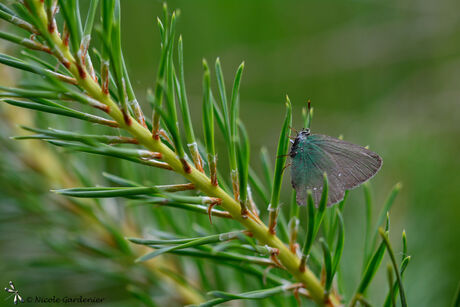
305, 128, 310, 135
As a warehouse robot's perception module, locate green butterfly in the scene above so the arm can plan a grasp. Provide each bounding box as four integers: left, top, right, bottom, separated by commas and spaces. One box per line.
290, 128, 382, 207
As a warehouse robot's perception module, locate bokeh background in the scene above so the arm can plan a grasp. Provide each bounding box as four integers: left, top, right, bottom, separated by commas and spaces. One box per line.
1, 0, 459, 306
122, 1, 460, 305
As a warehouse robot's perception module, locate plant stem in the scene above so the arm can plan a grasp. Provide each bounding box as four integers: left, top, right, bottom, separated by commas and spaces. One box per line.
31, 1, 338, 305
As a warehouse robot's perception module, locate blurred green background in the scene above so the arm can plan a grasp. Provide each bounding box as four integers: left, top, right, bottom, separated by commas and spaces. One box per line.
119, 1, 460, 305
1, 0, 459, 306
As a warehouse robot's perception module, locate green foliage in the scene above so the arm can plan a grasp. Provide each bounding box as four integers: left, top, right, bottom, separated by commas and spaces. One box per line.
197, 284, 299, 307
268, 96, 291, 233
0, 1, 418, 306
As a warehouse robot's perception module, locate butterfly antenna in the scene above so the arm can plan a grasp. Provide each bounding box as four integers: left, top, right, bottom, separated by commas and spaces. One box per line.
288, 126, 298, 134
306, 99, 312, 129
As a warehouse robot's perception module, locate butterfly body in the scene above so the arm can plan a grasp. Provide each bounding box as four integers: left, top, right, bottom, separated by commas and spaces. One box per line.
290, 128, 382, 207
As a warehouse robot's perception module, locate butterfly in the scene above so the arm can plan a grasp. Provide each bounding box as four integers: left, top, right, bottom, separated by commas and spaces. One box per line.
4, 281, 24, 305
290, 128, 382, 207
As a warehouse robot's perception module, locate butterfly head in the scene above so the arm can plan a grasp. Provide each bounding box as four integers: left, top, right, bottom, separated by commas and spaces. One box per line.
290, 128, 311, 157
299, 128, 311, 137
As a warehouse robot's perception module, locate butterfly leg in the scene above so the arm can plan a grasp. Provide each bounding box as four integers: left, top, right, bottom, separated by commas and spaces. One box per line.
282, 162, 292, 172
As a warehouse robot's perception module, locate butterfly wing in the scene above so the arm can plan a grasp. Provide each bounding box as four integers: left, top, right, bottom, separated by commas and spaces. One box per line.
291, 137, 346, 207
309, 134, 382, 189
291, 134, 382, 207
